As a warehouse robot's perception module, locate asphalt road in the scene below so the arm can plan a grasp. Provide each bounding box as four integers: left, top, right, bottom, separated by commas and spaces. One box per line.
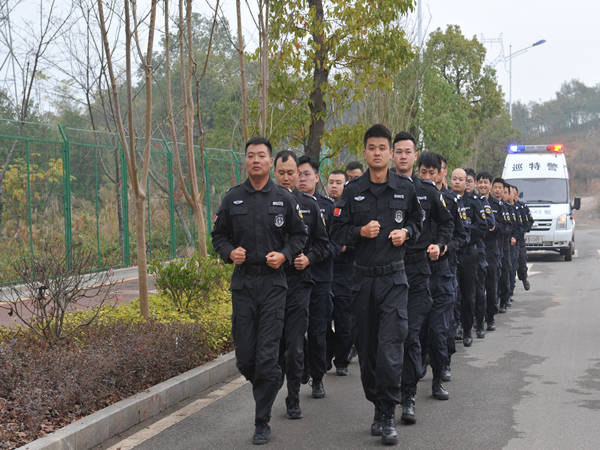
108, 224, 600, 449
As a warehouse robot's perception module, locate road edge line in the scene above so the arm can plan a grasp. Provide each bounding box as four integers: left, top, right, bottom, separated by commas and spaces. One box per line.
18, 351, 238, 450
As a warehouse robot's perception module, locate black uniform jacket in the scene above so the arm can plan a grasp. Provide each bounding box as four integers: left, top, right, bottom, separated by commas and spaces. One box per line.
406, 177, 454, 256
212, 178, 308, 268
290, 189, 330, 281
331, 170, 422, 268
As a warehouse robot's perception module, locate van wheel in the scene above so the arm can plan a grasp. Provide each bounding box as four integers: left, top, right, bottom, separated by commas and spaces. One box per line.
564, 243, 574, 261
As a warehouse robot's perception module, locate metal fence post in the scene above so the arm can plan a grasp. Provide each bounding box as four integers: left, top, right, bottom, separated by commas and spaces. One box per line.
232, 150, 241, 184
94, 146, 101, 268
164, 140, 176, 258
57, 124, 72, 269
25, 140, 34, 260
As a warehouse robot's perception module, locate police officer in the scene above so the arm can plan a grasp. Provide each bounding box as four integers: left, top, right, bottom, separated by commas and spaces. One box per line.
273, 150, 329, 420
332, 124, 422, 445
451, 168, 488, 347
298, 155, 335, 398
506, 185, 521, 304
431, 157, 467, 383
212, 137, 307, 445
465, 168, 495, 339
392, 134, 453, 423
477, 172, 509, 331
327, 170, 356, 375
494, 178, 513, 314
513, 185, 533, 290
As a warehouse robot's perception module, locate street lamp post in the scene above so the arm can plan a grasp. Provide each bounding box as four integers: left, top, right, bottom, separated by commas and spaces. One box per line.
508, 39, 547, 118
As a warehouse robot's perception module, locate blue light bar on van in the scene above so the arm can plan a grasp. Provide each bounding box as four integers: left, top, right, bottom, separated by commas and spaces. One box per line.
508, 144, 525, 153
507, 144, 564, 154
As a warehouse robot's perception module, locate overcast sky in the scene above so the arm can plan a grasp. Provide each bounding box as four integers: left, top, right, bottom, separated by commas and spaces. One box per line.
421, 0, 600, 105
222, 0, 599, 107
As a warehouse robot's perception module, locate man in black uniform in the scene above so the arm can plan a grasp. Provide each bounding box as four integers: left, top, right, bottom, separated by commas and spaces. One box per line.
212, 137, 307, 445
477, 172, 508, 331
507, 185, 521, 304
298, 155, 336, 398
273, 150, 329, 419
332, 124, 422, 445
465, 168, 495, 339
494, 178, 514, 313
327, 170, 356, 375
513, 185, 533, 290
392, 135, 453, 422
451, 168, 487, 347
430, 156, 467, 384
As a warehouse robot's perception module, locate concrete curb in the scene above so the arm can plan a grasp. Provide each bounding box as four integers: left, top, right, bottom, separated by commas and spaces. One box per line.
19, 351, 238, 450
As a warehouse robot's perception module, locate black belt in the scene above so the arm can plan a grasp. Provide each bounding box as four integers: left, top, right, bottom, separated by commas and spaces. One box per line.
237, 264, 278, 276
354, 260, 405, 276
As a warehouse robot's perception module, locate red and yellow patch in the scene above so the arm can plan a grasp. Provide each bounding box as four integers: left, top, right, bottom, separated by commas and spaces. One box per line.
333, 207, 342, 217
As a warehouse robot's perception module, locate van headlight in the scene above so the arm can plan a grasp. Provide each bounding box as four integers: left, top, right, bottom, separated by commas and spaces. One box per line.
557, 214, 568, 230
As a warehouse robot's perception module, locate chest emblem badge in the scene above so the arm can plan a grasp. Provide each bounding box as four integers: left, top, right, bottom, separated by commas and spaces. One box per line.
395, 210, 404, 224
274, 214, 285, 228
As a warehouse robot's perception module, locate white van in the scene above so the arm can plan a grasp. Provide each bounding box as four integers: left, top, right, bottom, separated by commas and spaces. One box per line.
502, 144, 581, 261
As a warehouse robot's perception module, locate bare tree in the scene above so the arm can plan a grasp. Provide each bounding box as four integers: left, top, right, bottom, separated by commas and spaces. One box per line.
96, 0, 158, 318
0, 0, 71, 224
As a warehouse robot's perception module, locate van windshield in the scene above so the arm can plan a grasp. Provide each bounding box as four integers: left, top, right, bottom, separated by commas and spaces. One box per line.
506, 178, 569, 204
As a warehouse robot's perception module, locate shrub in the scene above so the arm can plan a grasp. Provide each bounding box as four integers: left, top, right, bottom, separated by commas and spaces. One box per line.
0, 318, 233, 448
148, 253, 232, 316
0, 238, 117, 345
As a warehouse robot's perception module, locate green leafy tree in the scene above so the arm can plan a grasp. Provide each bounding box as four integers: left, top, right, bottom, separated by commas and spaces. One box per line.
268, 0, 415, 162
423, 25, 504, 164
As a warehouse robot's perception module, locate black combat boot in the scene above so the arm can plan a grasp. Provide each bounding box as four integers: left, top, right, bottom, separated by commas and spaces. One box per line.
252, 422, 271, 445
285, 393, 302, 420
381, 411, 398, 445
370, 405, 383, 436
432, 378, 449, 400
401, 395, 416, 425
311, 378, 325, 398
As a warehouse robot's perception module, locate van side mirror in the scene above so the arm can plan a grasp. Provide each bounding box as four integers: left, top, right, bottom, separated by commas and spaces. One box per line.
573, 197, 581, 210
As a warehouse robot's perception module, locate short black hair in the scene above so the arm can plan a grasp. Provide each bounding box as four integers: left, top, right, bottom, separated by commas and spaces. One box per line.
298, 155, 319, 173
329, 169, 347, 180
363, 124, 392, 148
345, 161, 363, 172
392, 131, 417, 148
274, 150, 298, 168
417, 151, 441, 170
464, 168, 476, 179
492, 177, 507, 187
476, 171, 494, 182
512, 185, 519, 192
439, 155, 447, 167
245, 136, 272, 155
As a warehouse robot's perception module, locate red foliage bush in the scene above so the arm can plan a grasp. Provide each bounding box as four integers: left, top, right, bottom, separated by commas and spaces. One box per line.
0, 320, 233, 449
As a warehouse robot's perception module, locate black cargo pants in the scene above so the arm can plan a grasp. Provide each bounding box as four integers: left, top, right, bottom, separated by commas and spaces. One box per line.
231, 270, 286, 426
353, 264, 408, 414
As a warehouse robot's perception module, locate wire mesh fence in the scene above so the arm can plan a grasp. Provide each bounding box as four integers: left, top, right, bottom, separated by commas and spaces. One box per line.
0, 119, 245, 285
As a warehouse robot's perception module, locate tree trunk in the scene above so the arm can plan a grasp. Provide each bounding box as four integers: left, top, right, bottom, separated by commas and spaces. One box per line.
236, 0, 248, 143
192, 203, 207, 256
134, 195, 149, 318
306, 0, 328, 163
